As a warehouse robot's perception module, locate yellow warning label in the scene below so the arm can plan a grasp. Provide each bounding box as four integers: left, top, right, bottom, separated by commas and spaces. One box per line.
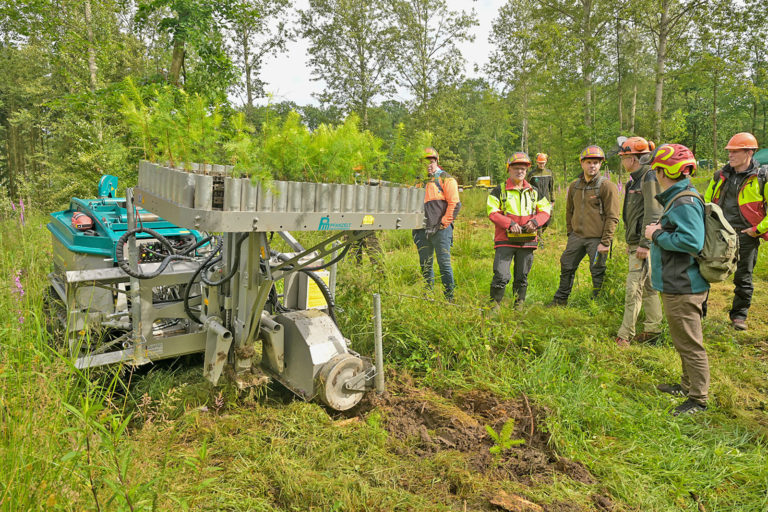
306, 273, 330, 309
362, 215, 375, 225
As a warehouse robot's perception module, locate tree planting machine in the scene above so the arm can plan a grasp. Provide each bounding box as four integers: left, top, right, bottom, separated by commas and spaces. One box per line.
47, 162, 425, 410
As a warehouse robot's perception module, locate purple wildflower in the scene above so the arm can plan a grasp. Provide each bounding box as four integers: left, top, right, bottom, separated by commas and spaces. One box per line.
12, 270, 25, 324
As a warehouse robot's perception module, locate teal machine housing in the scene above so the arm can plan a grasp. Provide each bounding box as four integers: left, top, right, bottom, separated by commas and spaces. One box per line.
47, 176, 207, 362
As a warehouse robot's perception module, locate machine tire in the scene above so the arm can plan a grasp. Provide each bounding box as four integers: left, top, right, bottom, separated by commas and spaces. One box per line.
316, 354, 364, 411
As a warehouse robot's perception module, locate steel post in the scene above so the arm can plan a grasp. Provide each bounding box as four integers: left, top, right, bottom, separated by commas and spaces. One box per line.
373, 293, 385, 394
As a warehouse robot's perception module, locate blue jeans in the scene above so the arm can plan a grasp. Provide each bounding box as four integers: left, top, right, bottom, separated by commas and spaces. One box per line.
412, 226, 455, 299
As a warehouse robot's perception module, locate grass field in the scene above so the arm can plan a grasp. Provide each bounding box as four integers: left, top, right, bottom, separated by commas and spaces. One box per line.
2, 181, 768, 511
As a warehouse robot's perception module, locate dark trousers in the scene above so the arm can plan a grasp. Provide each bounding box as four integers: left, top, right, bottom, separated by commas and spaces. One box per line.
731, 233, 760, 321
346, 231, 382, 265
412, 226, 455, 299
553, 233, 607, 302
490, 247, 535, 303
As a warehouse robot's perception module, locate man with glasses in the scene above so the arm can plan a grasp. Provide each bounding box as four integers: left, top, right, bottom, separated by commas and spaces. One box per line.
614, 137, 664, 347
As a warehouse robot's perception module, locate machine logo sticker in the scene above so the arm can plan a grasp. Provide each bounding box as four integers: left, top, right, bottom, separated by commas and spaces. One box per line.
362, 215, 375, 225
318, 216, 351, 231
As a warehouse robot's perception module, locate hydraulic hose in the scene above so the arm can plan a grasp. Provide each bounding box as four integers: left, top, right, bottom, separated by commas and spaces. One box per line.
116, 227, 197, 279
200, 233, 248, 286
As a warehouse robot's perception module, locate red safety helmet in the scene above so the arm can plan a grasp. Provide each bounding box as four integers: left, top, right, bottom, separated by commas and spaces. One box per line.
724, 132, 758, 150
424, 147, 439, 161
536, 153, 548, 164
650, 144, 697, 179
579, 145, 605, 161
507, 152, 532, 167
71, 212, 93, 231
618, 136, 655, 155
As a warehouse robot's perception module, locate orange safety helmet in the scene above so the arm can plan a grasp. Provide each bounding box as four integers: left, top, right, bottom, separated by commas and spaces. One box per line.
71, 212, 93, 231
536, 153, 548, 163
579, 145, 605, 161
507, 152, 532, 167
650, 144, 697, 179
618, 136, 655, 155
424, 147, 439, 161
724, 132, 758, 150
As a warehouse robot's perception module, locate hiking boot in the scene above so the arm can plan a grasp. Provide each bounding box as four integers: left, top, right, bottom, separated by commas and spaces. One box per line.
615, 336, 630, 348
671, 398, 707, 416
731, 318, 747, 331
634, 332, 661, 345
546, 298, 567, 308
489, 301, 501, 315
657, 383, 686, 397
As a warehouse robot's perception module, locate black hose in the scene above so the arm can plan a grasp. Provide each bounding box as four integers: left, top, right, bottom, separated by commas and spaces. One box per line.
183, 242, 222, 324
200, 233, 248, 286
270, 241, 352, 272
116, 227, 196, 279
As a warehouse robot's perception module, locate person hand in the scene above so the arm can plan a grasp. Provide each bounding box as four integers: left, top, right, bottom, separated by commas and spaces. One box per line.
597, 243, 610, 254
523, 220, 537, 233
645, 222, 661, 240
636, 246, 650, 260
507, 223, 522, 234
742, 227, 760, 238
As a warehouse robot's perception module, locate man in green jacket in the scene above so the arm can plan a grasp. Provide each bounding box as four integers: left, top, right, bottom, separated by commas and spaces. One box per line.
549, 145, 620, 305
645, 144, 709, 416
615, 137, 664, 347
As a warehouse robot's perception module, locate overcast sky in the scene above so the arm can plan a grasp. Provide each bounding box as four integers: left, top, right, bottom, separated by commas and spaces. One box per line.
253, 0, 500, 106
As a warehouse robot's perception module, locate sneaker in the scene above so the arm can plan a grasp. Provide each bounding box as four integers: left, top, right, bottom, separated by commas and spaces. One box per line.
657, 383, 686, 397
615, 336, 630, 348
671, 398, 707, 416
731, 318, 747, 331
634, 332, 661, 345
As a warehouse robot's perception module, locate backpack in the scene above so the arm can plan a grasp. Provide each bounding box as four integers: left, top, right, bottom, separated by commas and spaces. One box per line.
663, 190, 739, 283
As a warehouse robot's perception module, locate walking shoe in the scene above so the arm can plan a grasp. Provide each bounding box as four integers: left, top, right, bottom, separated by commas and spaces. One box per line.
546, 299, 567, 308
615, 336, 630, 348
657, 383, 686, 397
634, 332, 661, 345
671, 398, 707, 416
731, 318, 747, 331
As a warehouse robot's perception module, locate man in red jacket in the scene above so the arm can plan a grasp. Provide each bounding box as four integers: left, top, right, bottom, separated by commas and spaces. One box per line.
488, 152, 551, 309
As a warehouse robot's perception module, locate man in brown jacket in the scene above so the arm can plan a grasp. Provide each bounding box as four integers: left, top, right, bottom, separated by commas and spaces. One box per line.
549, 145, 620, 305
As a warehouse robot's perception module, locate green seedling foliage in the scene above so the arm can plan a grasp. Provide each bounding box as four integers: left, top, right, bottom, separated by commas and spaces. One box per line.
485, 418, 525, 455
121, 82, 427, 185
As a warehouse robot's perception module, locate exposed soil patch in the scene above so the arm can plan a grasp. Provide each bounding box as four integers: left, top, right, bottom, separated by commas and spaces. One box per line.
351, 372, 597, 488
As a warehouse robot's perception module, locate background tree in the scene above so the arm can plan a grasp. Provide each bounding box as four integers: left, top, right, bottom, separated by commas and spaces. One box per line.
388, 0, 477, 123
300, 0, 398, 128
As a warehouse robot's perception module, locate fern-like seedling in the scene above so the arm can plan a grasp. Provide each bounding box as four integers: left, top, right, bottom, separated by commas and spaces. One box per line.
485, 419, 525, 455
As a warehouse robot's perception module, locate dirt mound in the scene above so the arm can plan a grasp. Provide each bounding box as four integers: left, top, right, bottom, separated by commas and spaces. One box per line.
352, 373, 596, 487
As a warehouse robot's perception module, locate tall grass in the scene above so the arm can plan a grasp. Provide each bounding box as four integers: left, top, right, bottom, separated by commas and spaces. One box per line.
2, 183, 768, 511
